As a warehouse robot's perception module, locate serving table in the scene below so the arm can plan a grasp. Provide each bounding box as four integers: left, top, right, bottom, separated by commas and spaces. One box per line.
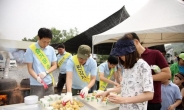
0, 95, 119, 110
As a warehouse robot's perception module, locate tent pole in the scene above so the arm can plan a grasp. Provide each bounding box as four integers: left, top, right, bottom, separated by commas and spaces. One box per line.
92, 38, 94, 56
110, 42, 115, 54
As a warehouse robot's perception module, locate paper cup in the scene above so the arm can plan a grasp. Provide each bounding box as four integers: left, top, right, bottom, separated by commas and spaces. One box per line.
60, 93, 65, 98
49, 95, 56, 101
102, 101, 107, 106
40, 98, 47, 104
42, 100, 50, 108
96, 97, 101, 104
57, 95, 62, 101
53, 94, 59, 101
85, 96, 91, 102
91, 96, 95, 101
44, 96, 51, 101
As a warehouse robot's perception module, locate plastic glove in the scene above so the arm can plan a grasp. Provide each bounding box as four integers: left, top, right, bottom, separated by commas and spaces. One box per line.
150, 65, 161, 73
39, 72, 47, 79
36, 76, 42, 83
80, 87, 89, 98
62, 92, 73, 103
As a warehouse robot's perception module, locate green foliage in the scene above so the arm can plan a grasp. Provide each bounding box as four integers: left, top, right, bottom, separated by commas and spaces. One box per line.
97, 55, 109, 64
22, 36, 37, 42
22, 27, 79, 43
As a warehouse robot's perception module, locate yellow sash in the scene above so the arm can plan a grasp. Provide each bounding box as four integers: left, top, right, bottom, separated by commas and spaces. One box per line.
99, 68, 115, 90
72, 55, 90, 83
58, 52, 71, 67
29, 43, 55, 85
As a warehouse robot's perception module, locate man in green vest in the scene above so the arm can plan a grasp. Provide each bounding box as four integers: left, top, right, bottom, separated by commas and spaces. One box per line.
24, 28, 57, 99
56, 43, 72, 94
170, 53, 184, 81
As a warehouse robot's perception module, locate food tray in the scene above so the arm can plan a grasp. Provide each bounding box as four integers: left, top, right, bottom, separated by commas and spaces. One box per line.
77, 96, 119, 110
40, 96, 96, 110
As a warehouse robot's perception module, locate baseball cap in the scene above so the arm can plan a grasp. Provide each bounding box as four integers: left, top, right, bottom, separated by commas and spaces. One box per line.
179, 53, 184, 60
77, 45, 91, 59
110, 38, 136, 56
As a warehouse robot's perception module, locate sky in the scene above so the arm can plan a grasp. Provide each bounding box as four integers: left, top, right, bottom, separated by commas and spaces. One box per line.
0, 0, 149, 41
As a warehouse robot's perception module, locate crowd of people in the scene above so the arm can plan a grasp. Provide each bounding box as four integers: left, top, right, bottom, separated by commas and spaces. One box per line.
24, 28, 184, 110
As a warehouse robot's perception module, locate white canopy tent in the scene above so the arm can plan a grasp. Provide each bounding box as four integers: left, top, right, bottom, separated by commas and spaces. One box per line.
92, 0, 184, 48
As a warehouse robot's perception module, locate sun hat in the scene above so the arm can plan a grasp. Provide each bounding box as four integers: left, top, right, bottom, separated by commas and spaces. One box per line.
110, 39, 135, 56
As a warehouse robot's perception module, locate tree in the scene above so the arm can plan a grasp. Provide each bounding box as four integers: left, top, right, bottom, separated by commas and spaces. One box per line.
22, 27, 79, 44
22, 36, 37, 42
97, 54, 109, 64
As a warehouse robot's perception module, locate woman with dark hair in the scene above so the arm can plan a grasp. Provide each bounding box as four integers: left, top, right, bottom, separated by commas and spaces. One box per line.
97, 36, 154, 110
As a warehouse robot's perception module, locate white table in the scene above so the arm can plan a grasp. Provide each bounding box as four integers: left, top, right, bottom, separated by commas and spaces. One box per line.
0, 103, 41, 110
0, 95, 120, 110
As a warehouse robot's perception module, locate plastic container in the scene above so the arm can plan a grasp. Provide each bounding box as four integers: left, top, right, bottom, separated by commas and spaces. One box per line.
24, 95, 38, 105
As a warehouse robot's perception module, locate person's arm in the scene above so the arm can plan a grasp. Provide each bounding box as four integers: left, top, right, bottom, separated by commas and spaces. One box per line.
152, 67, 171, 81
47, 48, 57, 73
107, 87, 121, 94
24, 48, 38, 79
114, 71, 121, 84
66, 71, 72, 92
181, 88, 184, 97
65, 58, 74, 92
99, 72, 119, 86
87, 59, 98, 89
153, 51, 171, 81
87, 75, 96, 89
27, 63, 38, 79
122, 92, 153, 104
47, 61, 57, 73
96, 87, 121, 100
168, 86, 183, 109
168, 99, 182, 110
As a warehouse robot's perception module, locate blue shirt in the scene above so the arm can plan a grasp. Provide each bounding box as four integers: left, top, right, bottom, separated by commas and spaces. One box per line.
96, 61, 117, 81
24, 42, 57, 85
179, 65, 184, 74
161, 81, 182, 110
66, 56, 97, 89
57, 51, 72, 74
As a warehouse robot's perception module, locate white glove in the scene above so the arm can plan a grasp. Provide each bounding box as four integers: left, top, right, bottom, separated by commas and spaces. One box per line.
80, 87, 89, 98
39, 72, 47, 79
36, 76, 42, 83
62, 92, 73, 103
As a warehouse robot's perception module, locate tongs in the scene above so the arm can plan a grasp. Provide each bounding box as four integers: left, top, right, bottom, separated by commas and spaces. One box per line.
41, 79, 48, 89
80, 93, 85, 98
62, 101, 73, 106
38, 75, 48, 89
